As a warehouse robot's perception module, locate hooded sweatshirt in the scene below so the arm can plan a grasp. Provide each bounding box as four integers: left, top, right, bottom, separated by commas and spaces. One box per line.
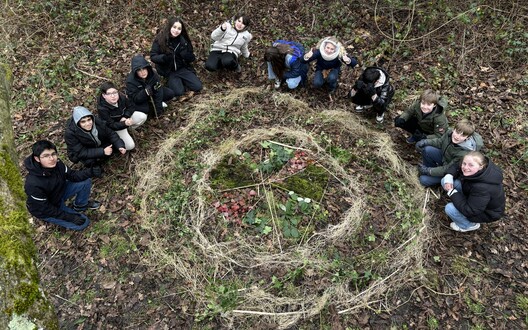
446, 157, 506, 223
64, 106, 125, 165
210, 21, 252, 58
125, 55, 163, 114
24, 156, 91, 219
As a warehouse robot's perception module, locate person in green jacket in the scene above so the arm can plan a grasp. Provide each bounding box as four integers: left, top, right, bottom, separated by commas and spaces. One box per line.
415, 119, 484, 187
394, 89, 449, 143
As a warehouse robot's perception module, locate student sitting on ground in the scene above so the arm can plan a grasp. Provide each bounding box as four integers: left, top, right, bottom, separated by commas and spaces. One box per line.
349, 66, 395, 124
24, 140, 102, 231
97, 81, 147, 151
394, 89, 449, 143
264, 40, 308, 90
415, 119, 483, 187
441, 151, 506, 232
65, 106, 126, 167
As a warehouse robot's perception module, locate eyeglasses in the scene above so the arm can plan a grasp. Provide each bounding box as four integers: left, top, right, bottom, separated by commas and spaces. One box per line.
39, 152, 58, 159
105, 91, 119, 96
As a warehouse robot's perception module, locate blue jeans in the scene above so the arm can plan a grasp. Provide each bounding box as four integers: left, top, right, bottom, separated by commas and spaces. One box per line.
267, 62, 302, 89
43, 180, 91, 231
419, 146, 443, 187
313, 69, 339, 92
445, 202, 479, 229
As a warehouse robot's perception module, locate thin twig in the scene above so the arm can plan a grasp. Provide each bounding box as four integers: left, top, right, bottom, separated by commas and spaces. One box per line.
72, 63, 107, 80
232, 309, 306, 316
53, 294, 80, 308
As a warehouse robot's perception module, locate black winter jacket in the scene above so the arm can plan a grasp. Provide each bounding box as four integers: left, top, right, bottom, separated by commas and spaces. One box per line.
447, 158, 506, 223
150, 35, 196, 77
125, 55, 163, 114
24, 157, 92, 219
65, 107, 125, 165
97, 92, 135, 131
352, 66, 395, 110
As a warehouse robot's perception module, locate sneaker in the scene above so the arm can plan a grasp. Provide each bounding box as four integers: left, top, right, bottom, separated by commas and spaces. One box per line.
73, 200, 101, 212
274, 79, 281, 89
406, 135, 418, 144
235, 64, 242, 73
355, 105, 365, 113
376, 113, 385, 123
450, 222, 480, 232
162, 102, 168, 108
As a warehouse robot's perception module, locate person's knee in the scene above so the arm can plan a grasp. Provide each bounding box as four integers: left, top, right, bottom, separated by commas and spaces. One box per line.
445, 203, 456, 216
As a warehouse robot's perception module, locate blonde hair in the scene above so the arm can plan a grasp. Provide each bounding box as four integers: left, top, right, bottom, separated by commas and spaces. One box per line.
464, 151, 487, 168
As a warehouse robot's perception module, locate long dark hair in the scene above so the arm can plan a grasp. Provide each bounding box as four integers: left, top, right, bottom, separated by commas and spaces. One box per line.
264, 44, 293, 79
155, 17, 192, 53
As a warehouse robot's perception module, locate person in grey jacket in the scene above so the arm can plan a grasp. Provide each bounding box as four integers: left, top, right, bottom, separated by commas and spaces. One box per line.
205, 13, 252, 73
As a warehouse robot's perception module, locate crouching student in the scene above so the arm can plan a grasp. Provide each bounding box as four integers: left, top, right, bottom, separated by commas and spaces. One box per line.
415, 119, 483, 187
65, 106, 126, 167
349, 66, 395, 123
441, 151, 506, 232
301, 36, 357, 96
97, 81, 147, 151
394, 89, 449, 143
126, 54, 175, 117
24, 140, 102, 231
264, 40, 308, 90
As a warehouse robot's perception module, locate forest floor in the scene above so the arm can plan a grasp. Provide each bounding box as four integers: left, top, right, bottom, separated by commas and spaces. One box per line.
5, 0, 528, 329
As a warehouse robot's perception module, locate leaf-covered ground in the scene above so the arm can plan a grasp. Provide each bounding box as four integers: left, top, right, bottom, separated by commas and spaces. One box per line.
4, 0, 528, 328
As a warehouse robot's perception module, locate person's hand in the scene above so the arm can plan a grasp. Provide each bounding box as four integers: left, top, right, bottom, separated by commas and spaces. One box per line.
64, 213, 85, 225
104, 144, 113, 156
415, 140, 427, 153
394, 116, 406, 128
417, 164, 431, 175
443, 183, 453, 191
119, 147, 126, 155
91, 166, 103, 178
342, 54, 351, 64
304, 48, 313, 60
125, 118, 134, 126
145, 85, 153, 96
366, 84, 376, 97
354, 80, 365, 90
221, 22, 228, 30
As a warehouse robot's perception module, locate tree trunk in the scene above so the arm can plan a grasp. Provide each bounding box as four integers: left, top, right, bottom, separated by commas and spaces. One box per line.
0, 64, 59, 329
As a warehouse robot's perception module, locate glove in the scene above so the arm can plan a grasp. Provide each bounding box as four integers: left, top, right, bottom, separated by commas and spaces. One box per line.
64, 213, 86, 225
417, 164, 431, 175
366, 84, 376, 97
415, 140, 427, 153
394, 117, 406, 128
145, 85, 153, 96
414, 130, 427, 141
91, 166, 103, 178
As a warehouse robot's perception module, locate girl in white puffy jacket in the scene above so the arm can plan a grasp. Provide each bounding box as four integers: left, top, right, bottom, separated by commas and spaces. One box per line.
205, 13, 252, 73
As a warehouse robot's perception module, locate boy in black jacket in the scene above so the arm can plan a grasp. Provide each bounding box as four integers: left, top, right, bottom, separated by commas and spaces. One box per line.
24, 140, 102, 230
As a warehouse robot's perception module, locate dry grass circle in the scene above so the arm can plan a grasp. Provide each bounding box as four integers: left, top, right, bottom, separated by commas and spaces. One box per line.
135, 87, 430, 329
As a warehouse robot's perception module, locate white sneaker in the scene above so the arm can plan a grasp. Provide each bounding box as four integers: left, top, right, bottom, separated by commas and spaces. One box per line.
376, 113, 385, 123
450, 222, 480, 232
355, 105, 365, 113
162, 102, 168, 108
274, 79, 281, 89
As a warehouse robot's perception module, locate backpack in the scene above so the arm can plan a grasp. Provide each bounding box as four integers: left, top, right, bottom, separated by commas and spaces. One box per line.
273, 40, 305, 63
